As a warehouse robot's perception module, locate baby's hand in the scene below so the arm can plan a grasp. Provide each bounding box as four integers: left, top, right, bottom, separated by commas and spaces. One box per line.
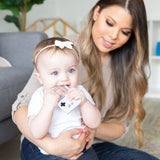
43, 89, 60, 109
67, 88, 86, 104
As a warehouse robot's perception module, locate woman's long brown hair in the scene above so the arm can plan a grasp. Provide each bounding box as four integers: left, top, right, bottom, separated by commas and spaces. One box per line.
79, 0, 149, 147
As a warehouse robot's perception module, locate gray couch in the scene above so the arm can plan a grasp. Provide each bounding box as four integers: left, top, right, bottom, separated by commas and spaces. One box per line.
0, 32, 48, 144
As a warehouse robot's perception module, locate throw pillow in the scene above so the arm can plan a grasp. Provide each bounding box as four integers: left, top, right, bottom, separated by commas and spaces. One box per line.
0, 56, 12, 67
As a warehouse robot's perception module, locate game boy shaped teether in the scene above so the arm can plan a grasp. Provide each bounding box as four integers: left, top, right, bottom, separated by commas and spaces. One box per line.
54, 86, 81, 114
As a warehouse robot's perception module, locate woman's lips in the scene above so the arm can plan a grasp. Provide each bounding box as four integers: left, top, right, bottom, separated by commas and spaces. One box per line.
103, 39, 114, 48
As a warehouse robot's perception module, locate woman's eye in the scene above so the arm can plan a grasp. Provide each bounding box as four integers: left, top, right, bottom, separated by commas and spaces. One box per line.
106, 20, 113, 27
122, 30, 130, 36
52, 71, 58, 75
68, 69, 74, 73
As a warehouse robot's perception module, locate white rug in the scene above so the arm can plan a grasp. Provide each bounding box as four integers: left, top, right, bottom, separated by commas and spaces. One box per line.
115, 98, 160, 159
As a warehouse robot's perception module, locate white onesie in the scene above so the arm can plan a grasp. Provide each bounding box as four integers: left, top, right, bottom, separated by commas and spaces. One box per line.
28, 85, 95, 154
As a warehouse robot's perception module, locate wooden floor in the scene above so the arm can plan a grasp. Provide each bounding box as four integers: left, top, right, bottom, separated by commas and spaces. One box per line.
0, 134, 21, 160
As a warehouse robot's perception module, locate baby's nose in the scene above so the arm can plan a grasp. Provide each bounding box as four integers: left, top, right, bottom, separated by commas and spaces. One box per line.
59, 73, 69, 85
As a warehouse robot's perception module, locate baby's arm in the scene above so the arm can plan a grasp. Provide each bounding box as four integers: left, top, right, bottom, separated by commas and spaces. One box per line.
81, 100, 101, 128
67, 87, 101, 128
28, 89, 60, 139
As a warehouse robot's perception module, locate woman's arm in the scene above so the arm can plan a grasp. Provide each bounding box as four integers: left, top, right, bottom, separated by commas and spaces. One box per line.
95, 121, 125, 141
12, 69, 41, 120
14, 106, 88, 159
86, 121, 125, 149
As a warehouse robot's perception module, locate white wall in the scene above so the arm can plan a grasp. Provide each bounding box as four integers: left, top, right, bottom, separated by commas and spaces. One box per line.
0, 0, 97, 32
144, 0, 160, 20
0, 0, 160, 32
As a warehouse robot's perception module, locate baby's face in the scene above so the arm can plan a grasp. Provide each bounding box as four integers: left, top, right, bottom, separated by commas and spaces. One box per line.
36, 50, 79, 90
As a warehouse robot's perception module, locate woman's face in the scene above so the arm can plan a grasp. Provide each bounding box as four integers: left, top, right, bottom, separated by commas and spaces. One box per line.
92, 5, 133, 55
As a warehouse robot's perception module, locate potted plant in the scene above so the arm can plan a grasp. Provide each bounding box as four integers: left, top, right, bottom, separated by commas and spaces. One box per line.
0, 0, 45, 31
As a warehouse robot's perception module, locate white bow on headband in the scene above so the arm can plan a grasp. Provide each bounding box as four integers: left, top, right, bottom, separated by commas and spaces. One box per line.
55, 40, 73, 49
34, 40, 78, 63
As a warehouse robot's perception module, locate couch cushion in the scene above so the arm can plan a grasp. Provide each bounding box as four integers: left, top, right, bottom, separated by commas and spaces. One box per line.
0, 67, 32, 121
0, 118, 20, 144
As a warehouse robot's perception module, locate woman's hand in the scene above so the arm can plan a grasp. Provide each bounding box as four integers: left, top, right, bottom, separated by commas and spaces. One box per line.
80, 121, 96, 150
47, 128, 88, 159
85, 127, 96, 150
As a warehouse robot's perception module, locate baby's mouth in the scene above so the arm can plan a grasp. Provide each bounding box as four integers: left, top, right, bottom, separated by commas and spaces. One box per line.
54, 86, 69, 95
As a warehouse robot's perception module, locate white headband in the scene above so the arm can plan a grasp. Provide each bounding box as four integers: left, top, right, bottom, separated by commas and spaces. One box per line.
34, 40, 79, 63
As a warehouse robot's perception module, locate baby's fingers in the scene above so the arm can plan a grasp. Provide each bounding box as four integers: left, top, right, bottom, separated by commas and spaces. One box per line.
67, 89, 83, 101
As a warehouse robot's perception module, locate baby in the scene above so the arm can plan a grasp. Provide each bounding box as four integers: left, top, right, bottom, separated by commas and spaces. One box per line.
27, 37, 101, 159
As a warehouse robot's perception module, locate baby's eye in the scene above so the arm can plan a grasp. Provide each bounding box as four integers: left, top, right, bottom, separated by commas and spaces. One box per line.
68, 68, 74, 73
106, 20, 113, 27
52, 71, 58, 75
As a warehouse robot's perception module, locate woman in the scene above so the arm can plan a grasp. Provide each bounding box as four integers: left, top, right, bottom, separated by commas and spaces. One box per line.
12, 0, 159, 159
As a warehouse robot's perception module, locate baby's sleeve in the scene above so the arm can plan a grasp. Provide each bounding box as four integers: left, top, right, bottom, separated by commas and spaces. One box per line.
27, 88, 43, 118
78, 85, 95, 105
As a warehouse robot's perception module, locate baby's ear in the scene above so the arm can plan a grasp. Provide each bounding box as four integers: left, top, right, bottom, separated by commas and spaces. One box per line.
34, 72, 43, 84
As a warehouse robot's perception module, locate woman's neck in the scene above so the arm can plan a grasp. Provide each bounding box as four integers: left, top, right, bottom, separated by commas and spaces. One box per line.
101, 52, 110, 64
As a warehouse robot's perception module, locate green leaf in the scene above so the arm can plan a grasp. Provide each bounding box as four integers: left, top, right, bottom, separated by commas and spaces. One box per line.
0, 2, 20, 16
31, 0, 45, 5
1, 0, 22, 5
4, 15, 20, 30
0, 1, 9, 9
0, 0, 45, 31
35, 0, 45, 4
26, 0, 45, 4
26, 3, 32, 12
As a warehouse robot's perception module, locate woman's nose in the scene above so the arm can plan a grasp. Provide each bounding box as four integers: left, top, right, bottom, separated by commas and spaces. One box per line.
110, 29, 119, 40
